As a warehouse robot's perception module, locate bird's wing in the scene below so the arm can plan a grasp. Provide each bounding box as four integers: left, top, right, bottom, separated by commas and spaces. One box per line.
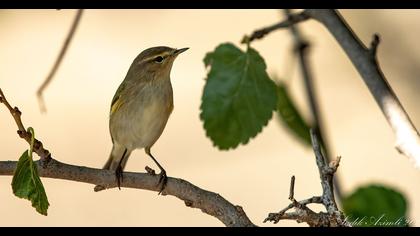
110, 81, 126, 115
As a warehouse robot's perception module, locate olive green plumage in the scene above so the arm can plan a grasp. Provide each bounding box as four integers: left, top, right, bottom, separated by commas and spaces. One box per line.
95, 46, 188, 193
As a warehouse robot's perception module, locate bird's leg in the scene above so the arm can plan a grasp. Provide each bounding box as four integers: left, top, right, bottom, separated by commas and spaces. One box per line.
115, 165, 123, 190
115, 148, 128, 190
145, 148, 167, 195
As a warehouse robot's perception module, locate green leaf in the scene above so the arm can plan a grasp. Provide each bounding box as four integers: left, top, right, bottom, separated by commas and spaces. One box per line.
276, 82, 312, 146
200, 43, 278, 150
11, 128, 49, 216
343, 184, 409, 227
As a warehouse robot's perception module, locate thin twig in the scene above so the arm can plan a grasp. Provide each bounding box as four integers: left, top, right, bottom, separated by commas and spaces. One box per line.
369, 33, 380, 58
283, 9, 343, 202
310, 129, 340, 213
0, 89, 51, 166
267, 195, 322, 223
266, 204, 330, 227
241, 10, 310, 44
288, 175, 295, 200
264, 129, 348, 227
37, 9, 83, 113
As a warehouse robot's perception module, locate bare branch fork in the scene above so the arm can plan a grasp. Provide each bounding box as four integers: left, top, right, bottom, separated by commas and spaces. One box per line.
245, 9, 420, 167
0, 88, 255, 227
37, 9, 83, 113
264, 129, 350, 227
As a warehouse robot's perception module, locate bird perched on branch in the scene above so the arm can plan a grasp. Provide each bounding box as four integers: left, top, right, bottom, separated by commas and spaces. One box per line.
94, 46, 188, 194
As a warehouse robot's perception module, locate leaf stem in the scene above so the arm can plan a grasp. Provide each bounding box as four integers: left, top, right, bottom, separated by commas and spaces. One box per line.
27, 127, 35, 159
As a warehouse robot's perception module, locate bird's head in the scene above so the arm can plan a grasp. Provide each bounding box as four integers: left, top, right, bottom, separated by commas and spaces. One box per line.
130, 46, 189, 80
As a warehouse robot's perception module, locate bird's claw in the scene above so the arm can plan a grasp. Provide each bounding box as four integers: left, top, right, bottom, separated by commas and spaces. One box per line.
116, 165, 124, 190
157, 170, 167, 195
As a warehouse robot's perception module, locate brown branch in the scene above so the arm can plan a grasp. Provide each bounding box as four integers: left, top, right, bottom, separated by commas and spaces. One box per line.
267, 176, 322, 221
241, 10, 310, 44
37, 9, 83, 113
264, 129, 349, 227
369, 33, 380, 58
283, 9, 343, 202
304, 9, 420, 167
245, 9, 420, 167
0, 160, 255, 227
311, 130, 341, 213
288, 175, 295, 200
0, 89, 51, 166
0, 88, 255, 227
266, 205, 331, 227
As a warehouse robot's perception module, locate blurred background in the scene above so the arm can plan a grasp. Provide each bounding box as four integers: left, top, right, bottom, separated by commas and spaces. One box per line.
0, 9, 419, 226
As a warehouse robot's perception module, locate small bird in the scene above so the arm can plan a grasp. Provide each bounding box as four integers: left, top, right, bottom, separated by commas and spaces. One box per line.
94, 46, 188, 193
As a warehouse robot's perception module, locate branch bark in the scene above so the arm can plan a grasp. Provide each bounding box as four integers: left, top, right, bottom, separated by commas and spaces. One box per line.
0, 159, 255, 227
244, 9, 420, 167
0, 88, 255, 227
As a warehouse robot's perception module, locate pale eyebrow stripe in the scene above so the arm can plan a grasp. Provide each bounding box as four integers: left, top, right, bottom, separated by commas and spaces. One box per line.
141, 51, 173, 63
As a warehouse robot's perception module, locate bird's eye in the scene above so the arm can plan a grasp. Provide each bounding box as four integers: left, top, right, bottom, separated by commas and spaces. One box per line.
154, 56, 164, 63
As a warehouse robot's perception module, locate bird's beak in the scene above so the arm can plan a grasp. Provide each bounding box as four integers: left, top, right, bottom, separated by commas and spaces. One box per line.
173, 47, 189, 55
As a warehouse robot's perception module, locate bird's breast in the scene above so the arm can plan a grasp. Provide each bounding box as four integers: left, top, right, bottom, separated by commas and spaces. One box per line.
110, 81, 173, 150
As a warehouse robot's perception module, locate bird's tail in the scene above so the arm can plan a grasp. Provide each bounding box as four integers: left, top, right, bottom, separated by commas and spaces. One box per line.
94, 144, 131, 192
103, 144, 131, 171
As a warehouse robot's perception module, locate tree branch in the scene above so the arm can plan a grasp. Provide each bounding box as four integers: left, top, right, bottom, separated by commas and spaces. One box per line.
244, 9, 420, 167
0, 88, 255, 227
241, 10, 310, 44
0, 89, 51, 166
283, 9, 343, 202
311, 129, 341, 213
264, 129, 349, 227
0, 159, 255, 227
305, 9, 420, 167
37, 9, 83, 113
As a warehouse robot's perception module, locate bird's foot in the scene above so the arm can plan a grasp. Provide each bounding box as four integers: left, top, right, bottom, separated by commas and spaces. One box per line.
116, 165, 124, 190
145, 166, 156, 175
94, 185, 106, 192
144, 166, 167, 195
157, 169, 168, 195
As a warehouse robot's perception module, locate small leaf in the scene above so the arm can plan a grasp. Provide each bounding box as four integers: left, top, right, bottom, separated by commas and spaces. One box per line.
343, 184, 409, 227
11, 128, 49, 216
200, 43, 278, 150
276, 82, 312, 146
